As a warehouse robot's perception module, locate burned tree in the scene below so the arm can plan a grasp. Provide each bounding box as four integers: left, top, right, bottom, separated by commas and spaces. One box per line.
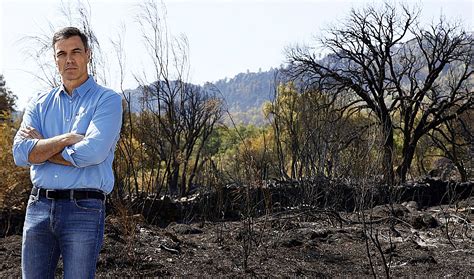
21, 0, 106, 89
428, 111, 473, 182
136, 0, 223, 197
287, 2, 473, 184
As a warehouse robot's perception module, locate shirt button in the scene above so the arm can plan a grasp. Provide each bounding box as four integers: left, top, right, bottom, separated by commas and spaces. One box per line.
66, 119, 70, 122
54, 174, 58, 178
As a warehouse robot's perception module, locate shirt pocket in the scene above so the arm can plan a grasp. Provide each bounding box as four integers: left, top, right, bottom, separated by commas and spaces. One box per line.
71, 109, 93, 134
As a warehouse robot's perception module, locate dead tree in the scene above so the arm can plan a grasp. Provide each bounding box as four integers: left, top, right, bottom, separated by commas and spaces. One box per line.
21, 0, 106, 90
136, 0, 223, 196
428, 111, 473, 182
287, 2, 473, 184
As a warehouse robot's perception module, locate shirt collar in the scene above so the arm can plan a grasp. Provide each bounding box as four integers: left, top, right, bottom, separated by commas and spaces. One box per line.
57, 76, 96, 98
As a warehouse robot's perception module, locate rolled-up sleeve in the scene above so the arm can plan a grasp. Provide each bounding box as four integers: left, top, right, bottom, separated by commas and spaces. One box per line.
12, 94, 42, 167
62, 91, 122, 168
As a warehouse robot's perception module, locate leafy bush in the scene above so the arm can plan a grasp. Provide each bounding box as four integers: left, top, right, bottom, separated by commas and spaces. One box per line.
0, 114, 31, 211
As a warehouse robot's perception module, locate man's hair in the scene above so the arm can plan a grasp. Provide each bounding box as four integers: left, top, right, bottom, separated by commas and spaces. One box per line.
52, 27, 89, 50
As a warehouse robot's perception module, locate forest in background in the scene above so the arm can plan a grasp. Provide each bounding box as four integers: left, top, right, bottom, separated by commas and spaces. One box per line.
0, 1, 472, 276
0, 0, 472, 212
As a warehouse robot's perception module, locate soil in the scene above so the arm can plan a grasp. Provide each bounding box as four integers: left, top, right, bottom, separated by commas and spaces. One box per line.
0, 198, 472, 278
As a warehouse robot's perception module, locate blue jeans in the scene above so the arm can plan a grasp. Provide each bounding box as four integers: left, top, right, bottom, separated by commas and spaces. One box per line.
22, 193, 105, 279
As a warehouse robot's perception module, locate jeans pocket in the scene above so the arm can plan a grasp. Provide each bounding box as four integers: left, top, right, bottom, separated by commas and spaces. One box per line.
27, 195, 38, 206
73, 199, 104, 212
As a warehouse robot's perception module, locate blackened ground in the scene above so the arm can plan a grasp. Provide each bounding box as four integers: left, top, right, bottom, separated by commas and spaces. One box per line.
0, 198, 472, 278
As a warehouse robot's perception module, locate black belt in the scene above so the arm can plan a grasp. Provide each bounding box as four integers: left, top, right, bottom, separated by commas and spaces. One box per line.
32, 187, 105, 201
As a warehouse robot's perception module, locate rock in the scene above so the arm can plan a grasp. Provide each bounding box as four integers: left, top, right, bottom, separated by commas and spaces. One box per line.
371, 204, 409, 218
411, 214, 439, 229
167, 223, 203, 235
309, 229, 331, 239
402, 201, 420, 212
279, 238, 303, 248
396, 180, 473, 207
409, 255, 437, 265
428, 158, 461, 181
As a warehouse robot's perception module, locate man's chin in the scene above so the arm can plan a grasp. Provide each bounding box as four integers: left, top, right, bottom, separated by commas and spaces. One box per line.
62, 73, 79, 80
61, 74, 88, 85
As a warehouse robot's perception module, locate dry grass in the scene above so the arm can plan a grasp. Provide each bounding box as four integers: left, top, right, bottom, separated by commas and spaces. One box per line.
0, 117, 31, 211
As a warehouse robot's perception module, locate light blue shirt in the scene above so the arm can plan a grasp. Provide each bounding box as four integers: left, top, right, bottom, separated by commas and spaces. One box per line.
13, 76, 122, 194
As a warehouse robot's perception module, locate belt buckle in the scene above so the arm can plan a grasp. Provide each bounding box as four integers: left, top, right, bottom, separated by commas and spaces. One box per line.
45, 190, 55, 200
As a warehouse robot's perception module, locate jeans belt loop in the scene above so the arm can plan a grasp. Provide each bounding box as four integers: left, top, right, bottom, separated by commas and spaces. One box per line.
69, 190, 74, 200
34, 187, 40, 199
45, 189, 54, 200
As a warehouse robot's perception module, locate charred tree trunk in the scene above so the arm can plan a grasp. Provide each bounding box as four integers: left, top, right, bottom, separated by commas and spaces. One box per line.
382, 117, 395, 186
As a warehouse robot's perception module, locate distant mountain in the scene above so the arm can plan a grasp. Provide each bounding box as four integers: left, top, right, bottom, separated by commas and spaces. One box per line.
123, 68, 282, 125
204, 68, 282, 125
123, 30, 473, 126
207, 68, 279, 111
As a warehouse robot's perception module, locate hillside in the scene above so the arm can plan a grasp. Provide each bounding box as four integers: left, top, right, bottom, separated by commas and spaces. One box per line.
123, 68, 280, 126
121, 31, 473, 127
210, 69, 279, 111
207, 68, 279, 125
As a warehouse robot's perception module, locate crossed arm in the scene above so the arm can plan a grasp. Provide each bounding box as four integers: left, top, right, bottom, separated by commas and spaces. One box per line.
13, 92, 122, 168
18, 126, 84, 166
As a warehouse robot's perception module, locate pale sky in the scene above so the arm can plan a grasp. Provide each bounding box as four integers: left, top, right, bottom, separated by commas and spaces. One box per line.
1, 0, 473, 110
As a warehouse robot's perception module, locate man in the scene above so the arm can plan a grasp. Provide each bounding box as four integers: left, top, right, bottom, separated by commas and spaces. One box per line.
12, 27, 122, 279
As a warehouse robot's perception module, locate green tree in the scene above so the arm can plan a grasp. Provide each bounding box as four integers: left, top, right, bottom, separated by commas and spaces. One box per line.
0, 75, 17, 117
264, 82, 301, 179
265, 82, 377, 181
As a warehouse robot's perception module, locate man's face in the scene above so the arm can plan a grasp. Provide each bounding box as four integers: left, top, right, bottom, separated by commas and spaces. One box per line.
54, 36, 90, 84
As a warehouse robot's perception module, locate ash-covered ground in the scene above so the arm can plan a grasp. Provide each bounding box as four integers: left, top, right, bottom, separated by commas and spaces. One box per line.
1, 198, 472, 278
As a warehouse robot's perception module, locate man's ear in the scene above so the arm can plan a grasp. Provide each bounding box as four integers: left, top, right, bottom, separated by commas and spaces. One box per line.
86, 49, 92, 62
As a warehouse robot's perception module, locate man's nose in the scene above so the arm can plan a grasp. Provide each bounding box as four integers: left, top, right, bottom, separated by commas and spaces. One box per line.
66, 54, 74, 64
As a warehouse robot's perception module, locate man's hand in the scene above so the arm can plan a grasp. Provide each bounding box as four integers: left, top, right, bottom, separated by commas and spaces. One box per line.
48, 153, 74, 166
23, 127, 85, 165
19, 126, 44, 140
61, 133, 85, 146
20, 126, 84, 145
